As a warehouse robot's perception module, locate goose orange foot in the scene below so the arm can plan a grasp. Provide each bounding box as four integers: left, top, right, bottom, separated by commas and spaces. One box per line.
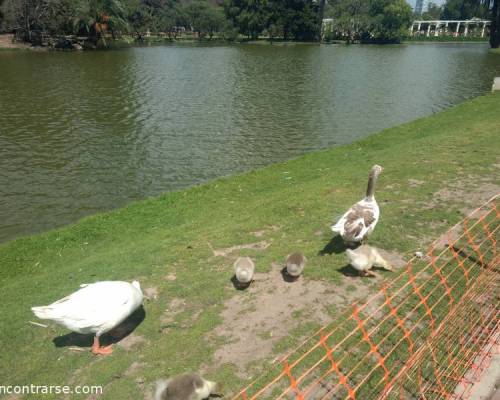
91, 336, 113, 355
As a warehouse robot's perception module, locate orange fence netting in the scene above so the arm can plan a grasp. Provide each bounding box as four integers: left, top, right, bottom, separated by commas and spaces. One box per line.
232, 194, 499, 400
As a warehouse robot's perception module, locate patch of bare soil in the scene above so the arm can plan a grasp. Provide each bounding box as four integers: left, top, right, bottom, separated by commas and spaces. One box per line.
144, 287, 159, 300
431, 181, 500, 216
210, 263, 378, 376
117, 333, 148, 350
164, 273, 177, 281
161, 298, 186, 324
376, 248, 407, 270
0, 34, 30, 49
209, 240, 272, 257
252, 225, 281, 238
408, 179, 425, 187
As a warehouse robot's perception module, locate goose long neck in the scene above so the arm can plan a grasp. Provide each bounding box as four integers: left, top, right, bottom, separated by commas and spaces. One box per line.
366, 173, 378, 199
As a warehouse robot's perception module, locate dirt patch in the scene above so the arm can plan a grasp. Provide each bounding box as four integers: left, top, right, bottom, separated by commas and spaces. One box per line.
0, 34, 31, 49
408, 179, 425, 187
161, 298, 187, 324
117, 333, 147, 351
144, 287, 159, 300
164, 273, 177, 281
125, 361, 146, 377
431, 181, 499, 216
209, 240, 271, 257
210, 263, 371, 376
376, 248, 407, 270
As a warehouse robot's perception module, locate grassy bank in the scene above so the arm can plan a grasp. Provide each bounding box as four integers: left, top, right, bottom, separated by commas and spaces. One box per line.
491, 48, 500, 54
1, 93, 499, 399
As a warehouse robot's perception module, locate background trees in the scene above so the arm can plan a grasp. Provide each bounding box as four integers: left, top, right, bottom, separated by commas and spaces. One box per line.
491, 0, 499, 47
325, 0, 411, 42
0, 0, 497, 45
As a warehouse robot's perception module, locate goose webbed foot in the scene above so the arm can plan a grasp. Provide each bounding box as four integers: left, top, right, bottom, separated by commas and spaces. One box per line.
91, 336, 113, 355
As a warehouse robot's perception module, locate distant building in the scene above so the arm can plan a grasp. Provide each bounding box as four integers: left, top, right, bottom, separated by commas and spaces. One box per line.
414, 0, 424, 15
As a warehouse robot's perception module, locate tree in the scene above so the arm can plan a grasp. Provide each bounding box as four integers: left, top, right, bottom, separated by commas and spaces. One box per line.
73, 0, 129, 45
368, 0, 413, 42
328, 0, 370, 43
421, 1, 442, 19
492, 0, 500, 47
441, 0, 490, 19
224, 0, 269, 38
0, 0, 4, 31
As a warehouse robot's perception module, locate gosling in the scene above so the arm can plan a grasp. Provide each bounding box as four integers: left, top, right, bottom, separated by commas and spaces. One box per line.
234, 257, 255, 286
346, 245, 393, 277
154, 373, 220, 400
285, 252, 306, 279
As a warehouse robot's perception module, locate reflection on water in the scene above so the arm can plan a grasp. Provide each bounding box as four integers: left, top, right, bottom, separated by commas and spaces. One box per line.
0, 43, 499, 243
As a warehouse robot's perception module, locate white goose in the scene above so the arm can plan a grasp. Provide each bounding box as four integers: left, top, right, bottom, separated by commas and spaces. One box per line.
32, 281, 143, 355
331, 165, 383, 245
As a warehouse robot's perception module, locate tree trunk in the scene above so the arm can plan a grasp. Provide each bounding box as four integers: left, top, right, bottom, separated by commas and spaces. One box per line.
317, 0, 326, 41
491, 0, 500, 48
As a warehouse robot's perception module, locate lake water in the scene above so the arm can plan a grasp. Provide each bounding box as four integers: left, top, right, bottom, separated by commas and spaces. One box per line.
1, 43, 499, 243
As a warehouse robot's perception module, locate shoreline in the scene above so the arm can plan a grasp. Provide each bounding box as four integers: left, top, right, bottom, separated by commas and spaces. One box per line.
0, 32, 493, 51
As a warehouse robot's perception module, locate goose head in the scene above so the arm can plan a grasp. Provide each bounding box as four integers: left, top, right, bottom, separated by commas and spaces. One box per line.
370, 164, 383, 177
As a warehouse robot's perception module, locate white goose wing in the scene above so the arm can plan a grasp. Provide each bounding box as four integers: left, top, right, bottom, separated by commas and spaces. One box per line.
332, 199, 379, 242
36, 281, 141, 334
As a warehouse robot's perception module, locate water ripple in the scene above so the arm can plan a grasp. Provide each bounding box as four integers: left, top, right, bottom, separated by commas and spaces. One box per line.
0, 43, 499, 243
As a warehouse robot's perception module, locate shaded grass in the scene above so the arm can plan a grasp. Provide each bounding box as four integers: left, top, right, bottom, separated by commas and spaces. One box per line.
0, 93, 499, 398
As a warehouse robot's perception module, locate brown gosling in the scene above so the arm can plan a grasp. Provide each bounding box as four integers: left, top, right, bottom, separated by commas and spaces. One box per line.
285, 252, 307, 278
154, 373, 221, 400
234, 256, 255, 285
346, 245, 393, 277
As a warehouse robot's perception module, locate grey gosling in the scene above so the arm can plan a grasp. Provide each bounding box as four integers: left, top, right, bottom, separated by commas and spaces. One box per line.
346, 245, 393, 277
285, 252, 307, 278
154, 373, 220, 400
234, 256, 255, 286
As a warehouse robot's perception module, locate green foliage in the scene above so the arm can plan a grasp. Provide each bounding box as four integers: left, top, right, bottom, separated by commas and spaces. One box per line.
491, 0, 499, 48
441, 0, 490, 19
73, 0, 129, 44
328, 0, 412, 42
420, 1, 442, 20
368, 0, 413, 41
328, 0, 370, 42
223, 0, 319, 40
224, 0, 270, 39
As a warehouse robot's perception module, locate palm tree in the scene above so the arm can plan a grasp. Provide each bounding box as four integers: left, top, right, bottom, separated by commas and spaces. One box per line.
73, 0, 128, 46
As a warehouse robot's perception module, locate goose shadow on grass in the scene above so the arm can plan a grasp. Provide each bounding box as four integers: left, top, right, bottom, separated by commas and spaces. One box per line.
318, 235, 351, 256
53, 305, 146, 349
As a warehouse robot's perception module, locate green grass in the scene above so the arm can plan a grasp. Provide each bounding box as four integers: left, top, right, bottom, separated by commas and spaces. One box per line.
491, 48, 500, 54
1, 93, 499, 399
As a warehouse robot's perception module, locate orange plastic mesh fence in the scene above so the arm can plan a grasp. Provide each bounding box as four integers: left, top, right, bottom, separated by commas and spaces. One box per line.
232, 194, 500, 400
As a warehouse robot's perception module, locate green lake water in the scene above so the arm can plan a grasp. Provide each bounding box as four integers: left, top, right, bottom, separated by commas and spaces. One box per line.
1, 43, 499, 243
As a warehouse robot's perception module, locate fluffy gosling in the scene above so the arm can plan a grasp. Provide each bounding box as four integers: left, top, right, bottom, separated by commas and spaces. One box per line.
234, 257, 255, 286
346, 245, 393, 277
154, 373, 220, 400
285, 252, 306, 278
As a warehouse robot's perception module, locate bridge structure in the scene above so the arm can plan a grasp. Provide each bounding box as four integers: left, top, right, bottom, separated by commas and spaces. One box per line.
410, 19, 491, 37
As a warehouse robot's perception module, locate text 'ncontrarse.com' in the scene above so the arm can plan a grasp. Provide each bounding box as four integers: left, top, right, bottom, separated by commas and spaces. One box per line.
0, 385, 103, 396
